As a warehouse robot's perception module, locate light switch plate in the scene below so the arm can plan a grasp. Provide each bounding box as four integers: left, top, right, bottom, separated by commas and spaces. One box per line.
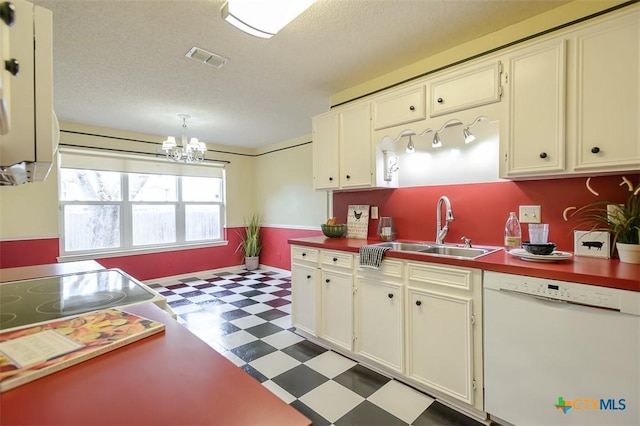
519, 205, 541, 223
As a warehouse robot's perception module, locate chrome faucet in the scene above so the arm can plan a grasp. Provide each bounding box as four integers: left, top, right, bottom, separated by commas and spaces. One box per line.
436, 196, 454, 245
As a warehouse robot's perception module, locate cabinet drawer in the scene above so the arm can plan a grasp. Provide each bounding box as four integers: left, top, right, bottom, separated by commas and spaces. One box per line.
321, 250, 353, 269
373, 85, 426, 130
430, 61, 502, 117
357, 258, 404, 279
407, 262, 474, 291
291, 246, 319, 263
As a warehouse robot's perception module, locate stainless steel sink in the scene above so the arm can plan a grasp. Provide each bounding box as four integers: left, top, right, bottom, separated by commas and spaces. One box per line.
373, 241, 498, 259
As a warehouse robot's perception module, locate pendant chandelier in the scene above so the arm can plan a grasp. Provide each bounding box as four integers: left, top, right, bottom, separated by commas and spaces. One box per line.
161, 114, 207, 163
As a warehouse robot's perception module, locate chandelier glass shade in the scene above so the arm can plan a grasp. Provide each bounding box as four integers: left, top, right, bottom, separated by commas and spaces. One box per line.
162, 114, 207, 163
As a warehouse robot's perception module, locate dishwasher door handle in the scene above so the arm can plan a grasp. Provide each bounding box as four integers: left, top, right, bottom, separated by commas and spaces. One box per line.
499, 288, 568, 304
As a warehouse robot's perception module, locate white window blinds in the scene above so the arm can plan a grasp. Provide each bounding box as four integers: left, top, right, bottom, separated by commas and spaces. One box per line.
58, 148, 225, 178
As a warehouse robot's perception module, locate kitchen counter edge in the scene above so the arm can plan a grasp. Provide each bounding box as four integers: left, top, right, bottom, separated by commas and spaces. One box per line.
289, 237, 640, 292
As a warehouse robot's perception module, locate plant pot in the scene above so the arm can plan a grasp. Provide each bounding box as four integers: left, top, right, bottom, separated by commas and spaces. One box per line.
245, 256, 259, 271
616, 242, 640, 264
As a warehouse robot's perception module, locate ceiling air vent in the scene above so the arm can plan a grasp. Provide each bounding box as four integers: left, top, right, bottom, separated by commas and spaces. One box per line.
185, 47, 229, 68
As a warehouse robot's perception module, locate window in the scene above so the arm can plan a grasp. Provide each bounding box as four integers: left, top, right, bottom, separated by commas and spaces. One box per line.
59, 150, 225, 257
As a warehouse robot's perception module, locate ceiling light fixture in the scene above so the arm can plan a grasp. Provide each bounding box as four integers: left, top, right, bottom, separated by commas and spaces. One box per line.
432, 133, 442, 148
162, 114, 207, 163
222, 0, 317, 39
463, 127, 476, 144
406, 135, 415, 153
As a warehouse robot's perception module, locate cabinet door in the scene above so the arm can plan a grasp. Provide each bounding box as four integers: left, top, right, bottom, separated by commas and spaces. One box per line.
340, 103, 373, 189
406, 287, 474, 405
430, 61, 502, 117
573, 10, 640, 171
355, 276, 403, 373
312, 111, 340, 190
373, 85, 426, 130
320, 269, 353, 351
291, 263, 318, 336
503, 39, 566, 177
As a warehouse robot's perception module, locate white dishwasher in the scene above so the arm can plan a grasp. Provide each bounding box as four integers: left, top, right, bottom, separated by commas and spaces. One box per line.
484, 271, 640, 426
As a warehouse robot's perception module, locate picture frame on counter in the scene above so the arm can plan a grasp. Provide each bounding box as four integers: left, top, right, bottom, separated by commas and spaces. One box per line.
346, 205, 370, 239
573, 230, 610, 259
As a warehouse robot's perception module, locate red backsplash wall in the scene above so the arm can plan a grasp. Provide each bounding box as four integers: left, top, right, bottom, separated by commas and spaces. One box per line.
333, 174, 639, 252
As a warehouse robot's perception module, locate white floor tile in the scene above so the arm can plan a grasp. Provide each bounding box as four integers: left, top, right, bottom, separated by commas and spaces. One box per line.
304, 350, 357, 379
230, 315, 267, 329
253, 294, 278, 303
262, 330, 304, 349
218, 293, 246, 303
260, 285, 284, 293
165, 294, 184, 302
242, 303, 273, 315
277, 304, 291, 314
219, 330, 257, 350
220, 350, 246, 367
171, 286, 198, 294
367, 380, 434, 424
170, 303, 202, 315
249, 351, 301, 378
299, 380, 364, 423
186, 294, 216, 303
270, 315, 292, 330
229, 285, 255, 294
262, 380, 296, 404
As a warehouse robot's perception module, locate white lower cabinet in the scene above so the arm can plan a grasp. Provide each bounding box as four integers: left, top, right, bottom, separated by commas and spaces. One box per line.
354, 259, 404, 373
291, 246, 320, 336
318, 250, 354, 351
290, 247, 484, 412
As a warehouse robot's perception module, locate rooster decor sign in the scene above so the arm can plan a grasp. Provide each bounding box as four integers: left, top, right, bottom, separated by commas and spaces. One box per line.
347, 205, 370, 239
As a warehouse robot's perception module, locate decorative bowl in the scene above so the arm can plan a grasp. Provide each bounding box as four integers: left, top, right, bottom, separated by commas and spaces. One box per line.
321, 224, 347, 238
522, 242, 556, 255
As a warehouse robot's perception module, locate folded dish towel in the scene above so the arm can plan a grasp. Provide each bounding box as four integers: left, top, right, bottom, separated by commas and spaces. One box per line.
359, 245, 391, 268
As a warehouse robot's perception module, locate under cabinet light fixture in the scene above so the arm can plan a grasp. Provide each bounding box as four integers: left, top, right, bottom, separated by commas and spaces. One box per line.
406, 135, 415, 153
222, 0, 317, 39
432, 133, 442, 148
463, 127, 475, 144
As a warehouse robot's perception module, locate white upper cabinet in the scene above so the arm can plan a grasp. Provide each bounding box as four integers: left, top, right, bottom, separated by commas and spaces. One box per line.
339, 103, 373, 189
571, 8, 640, 172
429, 61, 503, 117
501, 39, 566, 177
373, 85, 426, 130
312, 111, 340, 190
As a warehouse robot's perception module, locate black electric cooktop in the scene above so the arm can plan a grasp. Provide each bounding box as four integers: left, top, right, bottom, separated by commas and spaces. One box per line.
0, 269, 157, 331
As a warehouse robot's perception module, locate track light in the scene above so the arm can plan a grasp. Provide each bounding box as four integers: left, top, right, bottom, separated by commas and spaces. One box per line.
406, 135, 415, 153
432, 133, 442, 148
463, 127, 475, 143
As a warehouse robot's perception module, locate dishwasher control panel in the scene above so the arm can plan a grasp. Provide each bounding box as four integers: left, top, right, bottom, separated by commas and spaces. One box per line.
483, 271, 630, 311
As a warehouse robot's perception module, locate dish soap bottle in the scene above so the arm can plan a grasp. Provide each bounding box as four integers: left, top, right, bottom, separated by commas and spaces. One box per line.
504, 212, 522, 252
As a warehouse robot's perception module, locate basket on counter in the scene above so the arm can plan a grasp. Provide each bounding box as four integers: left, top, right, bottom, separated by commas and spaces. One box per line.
321, 224, 347, 238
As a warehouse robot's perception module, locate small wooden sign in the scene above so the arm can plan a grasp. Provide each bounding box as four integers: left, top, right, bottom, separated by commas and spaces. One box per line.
574, 230, 610, 258
347, 205, 370, 239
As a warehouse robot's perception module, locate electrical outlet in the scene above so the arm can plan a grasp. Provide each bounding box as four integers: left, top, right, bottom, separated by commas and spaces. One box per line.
519, 205, 541, 223
371, 206, 379, 219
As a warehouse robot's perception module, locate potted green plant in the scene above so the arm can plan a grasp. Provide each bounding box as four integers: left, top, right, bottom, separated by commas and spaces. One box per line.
573, 176, 640, 263
237, 213, 262, 270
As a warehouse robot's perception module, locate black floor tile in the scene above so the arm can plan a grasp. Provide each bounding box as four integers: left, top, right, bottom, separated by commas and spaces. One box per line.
193, 283, 215, 289
179, 277, 202, 283
222, 282, 243, 288
272, 364, 329, 398
216, 321, 241, 336
257, 308, 288, 321
271, 289, 291, 297
230, 298, 258, 308
230, 340, 277, 363
241, 364, 268, 383
212, 289, 235, 298
245, 322, 284, 338
249, 283, 270, 289
335, 400, 406, 426
220, 309, 251, 321
282, 339, 328, 362
180, 290, 206, 298
290, 400, 331, 426
333, 364, 391, 398
412, 401, 484, 426
168, 299, 194, 308
198, 299, 226, 309
265, 298, 290, 308
240, 289, 264, 297
166, 283, 189, 290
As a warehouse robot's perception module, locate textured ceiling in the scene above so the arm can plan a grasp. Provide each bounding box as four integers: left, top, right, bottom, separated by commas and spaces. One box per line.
32, 0, 569, 149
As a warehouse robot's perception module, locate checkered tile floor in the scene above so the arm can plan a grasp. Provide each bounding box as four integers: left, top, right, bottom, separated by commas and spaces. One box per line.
147, 269, 485, 426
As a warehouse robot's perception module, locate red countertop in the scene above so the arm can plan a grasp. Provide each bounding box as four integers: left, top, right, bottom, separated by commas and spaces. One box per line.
0, 302, 311, 426
0, 262, 310, 426
289, 236, 640, 292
